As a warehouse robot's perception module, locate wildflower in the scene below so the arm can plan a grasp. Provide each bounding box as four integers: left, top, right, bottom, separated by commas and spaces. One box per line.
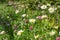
41, 5, 47, 9
48, 7, 55, 13
53, 26, 59, 29
56, 37, 60, 40
36, 16, 42, 19
22, 14, 26, 17
29, 26, 33, 30
54, 7, 57, 10
34, 35, 39, 39
38, 4, 41, 8
3, 38, 8, 40
59, 32, 60, 35
8, 1, 13, 5
0, 31, 5, 35
7, 16, 9, 18
15, 9, 19, 14
41, 15, 47, 19
29, 19, 36, 23
26, 6, 28, 8
17, 30, 24, 35
21, 5, 25, 8
49, 30, 56, 36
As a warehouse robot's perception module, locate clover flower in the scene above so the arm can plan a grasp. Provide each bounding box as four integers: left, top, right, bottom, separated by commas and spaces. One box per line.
53, 26, 59, 29
54, 7, 57, 10
41, 15, 48, 19
48, 7, 55, 13
7, 16, 9, 18
29, 26, 33, 30
49, 30, 56, 36
29, 19, 36, 23
34, 35, 39, 39
22, 14, 26, 17
0, 31, 5, 35
59, 32, 60, 35
36, 15, 47, 19
41, 5, 47, 9
56, 37, 60, 40
15, 9, 19, 14
17, 30, 24, 35
21, 5, 25, 8
36, 16, 42, 19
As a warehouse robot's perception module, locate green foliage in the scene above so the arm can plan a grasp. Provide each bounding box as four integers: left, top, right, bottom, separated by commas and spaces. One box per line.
0, 0, 60, 40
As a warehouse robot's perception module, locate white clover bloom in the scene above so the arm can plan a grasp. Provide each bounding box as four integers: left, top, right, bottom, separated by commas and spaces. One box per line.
59, 32, 60, 35
48, 7, 55, 13
21, 5, 25, 8
7, 16, 9, 18
8, 1, 13, 5
17, 30, 24, 35
22, 14, 26, 17
49, 30, 56, 36
34, 35, 39, 39
41, 5, 47, 9
53, 26, 58, 29
29, 19, 36, 23
54, 7, 57, 10
15, 10, 19, 14
3, 38, 8, 40
41, 15, 47, 19
0, 31, 5, 35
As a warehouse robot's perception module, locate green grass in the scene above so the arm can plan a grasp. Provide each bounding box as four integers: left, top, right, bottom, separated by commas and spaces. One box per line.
0, 0, 60, 40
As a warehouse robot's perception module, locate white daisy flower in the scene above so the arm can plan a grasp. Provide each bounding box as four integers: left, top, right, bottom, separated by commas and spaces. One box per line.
41, 5, 47, 9
17, 30, 24, 35
34, 35, 39, 39
0, 31, 5, 35
48, 7, 55, 13
59, 32, 60, 35
53, 26, 58, 29
22, 14, 26, 17
15, 9, 19, 14
21, 5, 25, 8
41, 15, 48, 19
49, 30, 56, 36
54, 7, 57, 10
29, 19, 36, 23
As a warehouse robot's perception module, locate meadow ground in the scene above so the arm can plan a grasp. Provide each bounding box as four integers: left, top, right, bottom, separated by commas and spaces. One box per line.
0, 0, 60, 40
